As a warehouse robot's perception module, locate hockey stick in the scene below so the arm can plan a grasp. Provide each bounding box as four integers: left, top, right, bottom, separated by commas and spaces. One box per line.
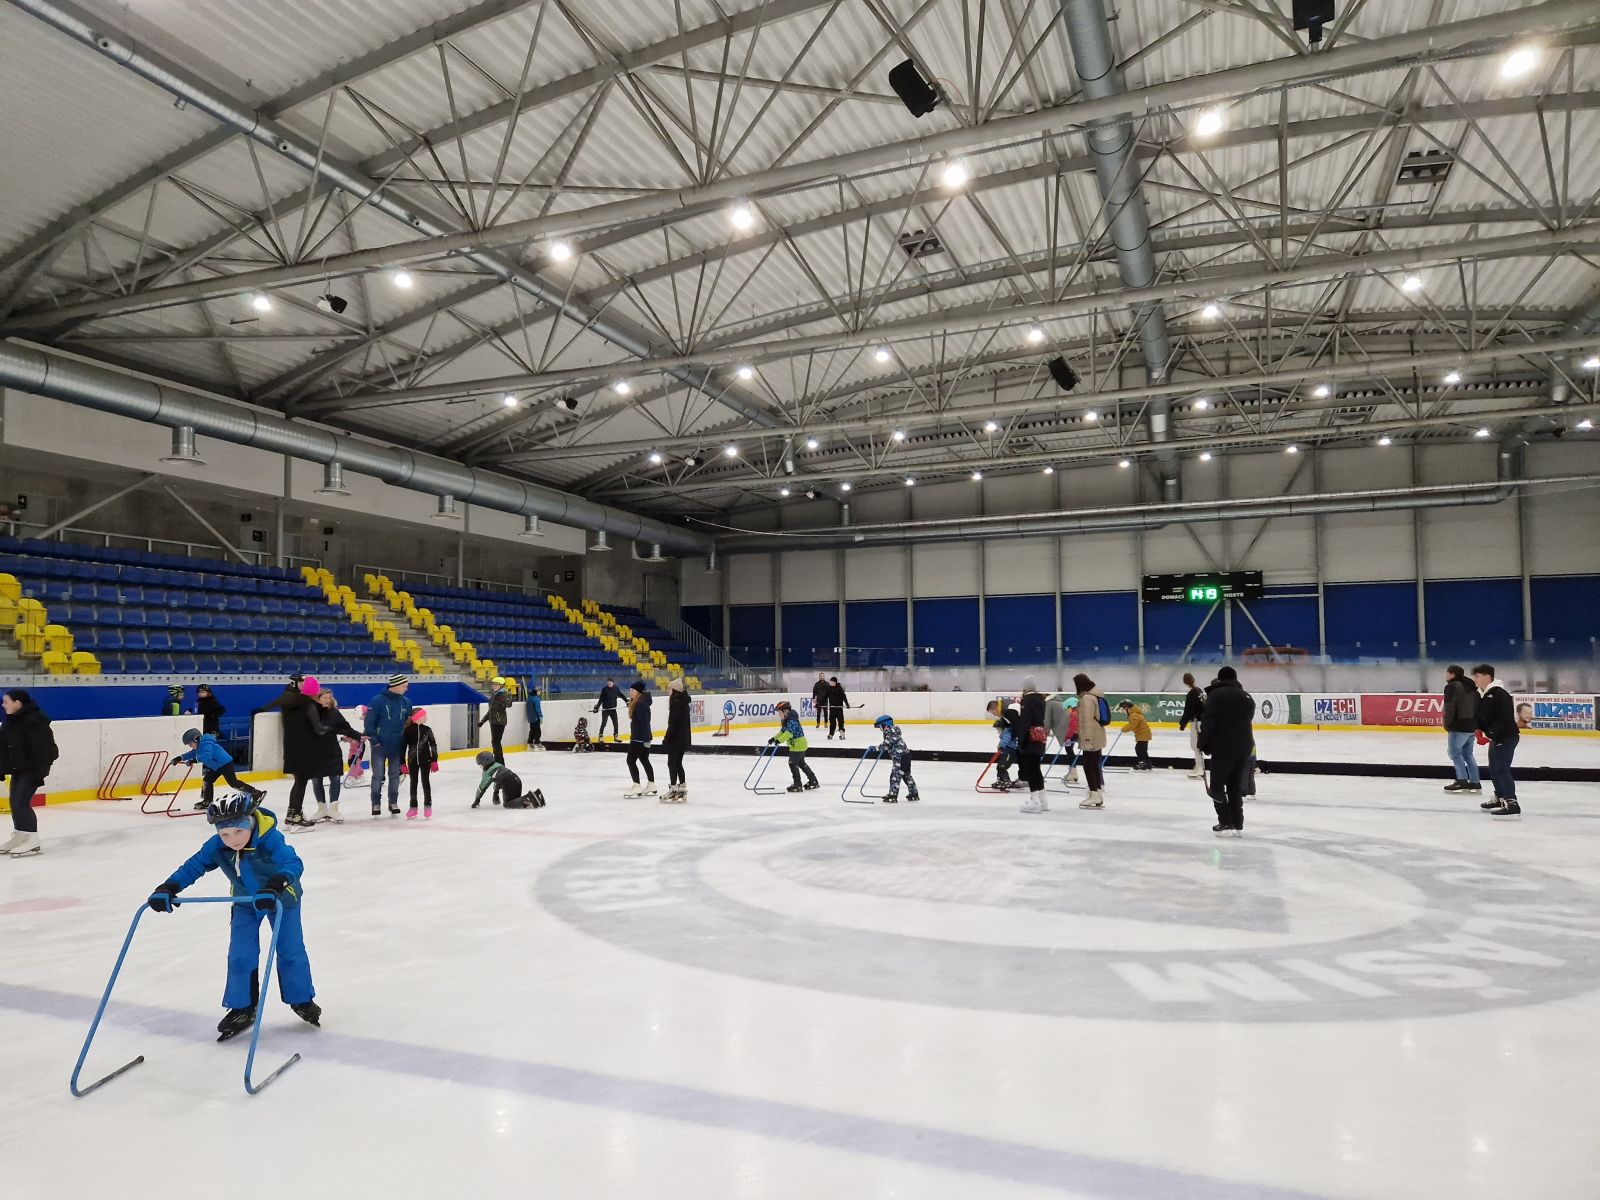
72, 895, 301, 1098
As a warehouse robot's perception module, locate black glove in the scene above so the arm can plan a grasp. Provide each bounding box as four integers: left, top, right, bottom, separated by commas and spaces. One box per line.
768, 737, 777, 745
170, 756, 183, 767
253, 874, 293, 911
148, 880, 181, 913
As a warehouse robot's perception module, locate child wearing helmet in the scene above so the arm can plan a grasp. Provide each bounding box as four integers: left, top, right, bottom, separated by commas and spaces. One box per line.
174, 727, 265, 812
874, 715, 920, 804
145, 792, 319, 1042
471, 750, 544, 809
771, 701, 820, 793
160, 683, 186, 717
478, 677, 512, 765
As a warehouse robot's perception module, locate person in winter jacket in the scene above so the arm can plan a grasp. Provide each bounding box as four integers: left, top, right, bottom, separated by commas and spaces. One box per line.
1472, 664, 1521, 818
402, 708, 440, 819
874, 715, 919, 803
1117, 701, 1153, 770
811, 672, 831, 729
825, 676, 850, 739
479, 677, 512, 765
986, 699, 1021, 788
0, 689, 59, 857
472, 750, 543, 809
593, 679, 624, 742
1072, 673, 1110, 809
661, 679, 691, 802
196, 684, 225, 736
363, 675, 414, 817
175, 727, 265, 813
253, 673, 307, 718
1199, 666, 1255, 837
309, 690, 361, 823
1177, 672, 1205, 779
282, 677, 328, 828
772, 700, 819, 793
1015, 678, 1048, 812
146, 791, 320, 1041
161, 683, 185, 717
526, 687, 545, 750
1441, 664, 1482, 794
623, 681, 656, 797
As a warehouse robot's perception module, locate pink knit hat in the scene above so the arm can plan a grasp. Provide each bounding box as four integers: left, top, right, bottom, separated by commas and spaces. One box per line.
299, 677, 321, 696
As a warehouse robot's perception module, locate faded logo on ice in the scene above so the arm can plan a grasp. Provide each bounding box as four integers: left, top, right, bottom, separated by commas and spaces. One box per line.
537, 813, 1600, 1022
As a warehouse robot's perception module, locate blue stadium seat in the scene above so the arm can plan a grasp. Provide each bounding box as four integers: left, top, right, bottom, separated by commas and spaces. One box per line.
146, 631, 171, 650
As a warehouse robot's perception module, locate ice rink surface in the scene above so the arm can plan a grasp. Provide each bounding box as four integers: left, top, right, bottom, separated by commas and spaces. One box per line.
4, 725, 1599, 1200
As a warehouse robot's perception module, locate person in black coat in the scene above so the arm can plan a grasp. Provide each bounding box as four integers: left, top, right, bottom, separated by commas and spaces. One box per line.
623, 680, 656, 796
279, 678, 323, 828
661, 679, 692, 803
811, 672, 831, 729
1013, 678, 1048, 810
196, 684, 225, 737
825, 676, 851, 739
308, 689, 362, 822
1198, 666, 1255, 837
1, 688, 58, 856
1177, 671, 1205, 779
593, 679, 624, 742
1472, 664, 1520, 817
1441, 664, 1482, 794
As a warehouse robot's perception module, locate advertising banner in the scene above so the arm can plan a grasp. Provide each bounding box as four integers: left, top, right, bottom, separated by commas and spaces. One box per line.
1252, 692, 1292, 726
1359, 694, 1443, 728
1302, 694, 1362, 726
1512, 694, 1597, 732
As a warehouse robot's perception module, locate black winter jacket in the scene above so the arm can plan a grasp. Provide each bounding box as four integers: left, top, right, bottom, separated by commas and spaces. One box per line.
826, 681, 850, 710
1016, 691, 1047, 758
279, 692, 323, 777
628, 690, 653, 744
480, 690, 511, 729
197, 693, 226, 735
811, 677, 831, 706
310, 705, 362, 777
662, 689, 692, 752
594, 683, 624, 712
1178, 687, 1204, 731
403, 722, 439, 770
1198, 678, 1255, 767
1442, 676, 1479, 733
0, 700, 59, 779
1476, 684, 1518, 743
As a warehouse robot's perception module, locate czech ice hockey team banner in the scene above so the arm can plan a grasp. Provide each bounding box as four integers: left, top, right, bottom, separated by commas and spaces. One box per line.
1301, 694, 1361, 725
1512, 694, 1597, 731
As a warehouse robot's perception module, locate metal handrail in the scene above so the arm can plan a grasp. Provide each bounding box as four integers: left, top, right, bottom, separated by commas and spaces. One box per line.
1, 518, 317, 569
352, 562, 541, 597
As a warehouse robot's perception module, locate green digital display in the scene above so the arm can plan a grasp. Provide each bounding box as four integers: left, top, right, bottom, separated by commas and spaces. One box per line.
1186, 584, 1220, 603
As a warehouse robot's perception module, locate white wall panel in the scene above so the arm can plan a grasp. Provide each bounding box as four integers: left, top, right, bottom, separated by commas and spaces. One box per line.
1319, 446, 1417, 582
908, 480, 971, 521
912, 541, 979, 597
1524, 443, 1600, 576
780, 549, 839, 602
680, 559, 721, 606
728, 551, 774, 604
1061, 532, 1140, 591
984, 537, 1054, 594
843, 546, 906, 599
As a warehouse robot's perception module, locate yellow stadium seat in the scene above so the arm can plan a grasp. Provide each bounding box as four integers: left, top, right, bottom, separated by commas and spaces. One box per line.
43, 624, 73, 655
17, 597, 44, 618
300, 565, 320, 585
70, 651, 101, 675
0, 597, 17, 628
41, 650, 71, 675
0, 573, 19, 601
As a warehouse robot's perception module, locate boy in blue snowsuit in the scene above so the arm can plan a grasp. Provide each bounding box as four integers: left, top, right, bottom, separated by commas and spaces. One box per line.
874, 715, 920, 803
986, 699, 1020, 788
147, 792, 320, 1041
174, 727, 265, 811
770, 700, 819, 792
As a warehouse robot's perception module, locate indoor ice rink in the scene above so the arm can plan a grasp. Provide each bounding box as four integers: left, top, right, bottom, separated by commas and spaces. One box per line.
2, 1, 1599, 1198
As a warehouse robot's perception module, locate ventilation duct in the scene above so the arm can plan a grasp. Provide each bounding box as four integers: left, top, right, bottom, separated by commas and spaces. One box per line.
590, 530, 611, 553
519, 514, 544, 539
0, 341, 713, 556
315, 460, 350, 496
159, 425, 204, 466
432, 494, 459, 521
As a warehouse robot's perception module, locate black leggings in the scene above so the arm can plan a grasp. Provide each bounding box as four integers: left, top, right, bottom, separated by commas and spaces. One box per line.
626, 744, 654, 783
599, 709, 619, 738
1210, 759, 1246, 829
529, 719, 542, 747
828, 706, 845, 736
1134, 742, 1150, 765
201, 764, 248, 806
1080, 749, 1105, 790
667, 750, 686, 787
7, 772, 42, 833
409, 767, 432, 808
287, 774, 314, 815
488, 724, 505, 764
1016, 755, 1044, 791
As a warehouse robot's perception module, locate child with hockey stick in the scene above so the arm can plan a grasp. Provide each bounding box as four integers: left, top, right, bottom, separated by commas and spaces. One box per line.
401, 708, 440, 819
1117, 700, 1154, 770
771, 700, 820, 793
470, 751, 544, 809
874, 714, 920, 803
176, 728, 266, 812
986, 699, 1021, 788
145, 791, 319, 1042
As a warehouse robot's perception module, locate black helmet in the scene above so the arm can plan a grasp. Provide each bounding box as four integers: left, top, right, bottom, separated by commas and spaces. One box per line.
206, 791, 259, 827
182, 727, 201, 745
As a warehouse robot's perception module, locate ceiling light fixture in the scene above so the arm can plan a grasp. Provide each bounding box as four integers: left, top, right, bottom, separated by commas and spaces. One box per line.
892, 429, 906, 442
736, 364, 755, 381
1312, 384, 1331, 399
548, 239, 573, 263
1084, 410, 1098, 422
1443, 370, 1462, 385
1400, 273, 1424, 294
684, 456, 697, 466
904, 476, 916, 486
1026, 327, 1045, 345
1043, 466, 1054, 475
648, 451, 663, 465
1193, 107, 1225, 139
1474, 427, 1491, 438
779, 487, 790, 497
1194, 397, 1210, 410
984, 420, 999, 433
1201, 301, 1221, 320
613, 380, 631, 396
1286, 444, 1299, 454
729, 202, 756, 230
1377, 435, 1393, 446
315, 293, 348, 314
1501, 44, 1542, 80
1118, 458, 1131, 469
874, 347, 892, 364
940, 160, 969, 189
1582, 355, 1600, 371
250, 293, 272, 313
971, 471, 983, 481
502, 393, 518, 407
392, 270, 413, 289
1576, 419, 1593, 431
1199, 452, 1213, 462
840, 482, 852, 491
805, 437, 819, 450
724, 444, 738, 458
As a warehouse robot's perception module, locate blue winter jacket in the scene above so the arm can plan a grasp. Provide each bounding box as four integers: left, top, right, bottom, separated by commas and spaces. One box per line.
167, 807, 304, 903
628, 691, 652, 744
364, 689, 414, 750
527, 694, 544, 721
176, 733, 233, 772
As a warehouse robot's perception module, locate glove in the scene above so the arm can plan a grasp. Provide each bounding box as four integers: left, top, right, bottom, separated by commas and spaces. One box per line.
430, 761, 439, 773
768, 737, 777, 745
1475, 730, 1489, 746
400, 762, 409, 776
253, 875, 292, 911
147, 880, 181, 913
170, 756, 183, 767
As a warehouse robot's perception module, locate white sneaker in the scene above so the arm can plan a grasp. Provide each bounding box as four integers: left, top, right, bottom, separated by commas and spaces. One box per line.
7, 832, 41, 857
312, 802, 329, 823
1020, 793, 1041, 813
327, 802, 344, 824
1079, 791, 1104, 809
0, 831, 27, 854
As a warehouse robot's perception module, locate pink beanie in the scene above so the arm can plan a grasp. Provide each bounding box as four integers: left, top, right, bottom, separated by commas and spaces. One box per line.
299, 677, 321, 696
410, 708, 427, 723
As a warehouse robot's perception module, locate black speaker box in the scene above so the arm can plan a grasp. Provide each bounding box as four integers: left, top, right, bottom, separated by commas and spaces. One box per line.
1048, 357, 1079, 392
888, 59, 941, 117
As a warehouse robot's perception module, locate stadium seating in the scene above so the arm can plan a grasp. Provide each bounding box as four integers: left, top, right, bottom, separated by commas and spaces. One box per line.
0, 536, 400, 676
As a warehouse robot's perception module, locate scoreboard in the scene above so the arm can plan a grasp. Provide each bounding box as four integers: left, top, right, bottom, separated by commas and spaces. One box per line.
1141, 571, 1265, 603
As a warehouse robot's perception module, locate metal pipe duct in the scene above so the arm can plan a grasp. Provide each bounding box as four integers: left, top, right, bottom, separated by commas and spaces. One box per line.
432, 494, 460, 521
12, 0, 777, 429
713, 471, 1600, 553
0, 340, 713, 556
1060, 0, 1178, 500
315, 460, 350, 496
158, 424, 204, 466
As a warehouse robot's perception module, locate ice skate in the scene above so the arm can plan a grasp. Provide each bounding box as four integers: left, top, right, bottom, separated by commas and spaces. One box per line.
1443, 781, 1468, 792
803, 780, 820, 791
405, 807, 418, 820
1035, 790, 1047, 812
312, 802, 329, 822
1480, 796, 1504, 811
0, 831, 27, 854
786, 783, 804, 793
216, 1007, 256, 1042
660, 787, 677, 803
1186, 770, 1204, 780
423, 805, 433, 819
881, 794, 898, 803
247, 787, 268, 804
1079, 791, 1104, 809
1065, 770, 1081, 785
623, 782, 647, 798
371, 805, 382, 817
905, 792, 919, 803
1020, 792, 1042, 813
6, 832, 41, 857
192, 798, 209, 810
326, 802, 343, 824
1490, 799, 1522, 819
292, 1001, 322, 1027
388, 804, 401, 816
531, 791, 546, 809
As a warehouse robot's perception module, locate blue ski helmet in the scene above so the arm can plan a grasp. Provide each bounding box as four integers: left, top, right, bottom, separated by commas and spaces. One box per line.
206, 791, 258, 827
874, 714, 894, 728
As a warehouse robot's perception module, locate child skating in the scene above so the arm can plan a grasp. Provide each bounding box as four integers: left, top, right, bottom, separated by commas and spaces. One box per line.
402, 708, 440, 819
145, 792, 319, 1041
771, 700, 820, 793
471, 751, 544, 809
175, 727, 266, 812
874, 715, 920, 803
1117, 700, 1153, 770
986, 699, 1021, 789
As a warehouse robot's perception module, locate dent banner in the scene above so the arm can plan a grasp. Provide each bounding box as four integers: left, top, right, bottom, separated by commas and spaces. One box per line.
1359, 694, 1443, 728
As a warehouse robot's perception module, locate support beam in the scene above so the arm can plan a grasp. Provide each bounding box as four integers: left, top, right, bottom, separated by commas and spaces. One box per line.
161, 484, 252, 564
32, 473, 157, 540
